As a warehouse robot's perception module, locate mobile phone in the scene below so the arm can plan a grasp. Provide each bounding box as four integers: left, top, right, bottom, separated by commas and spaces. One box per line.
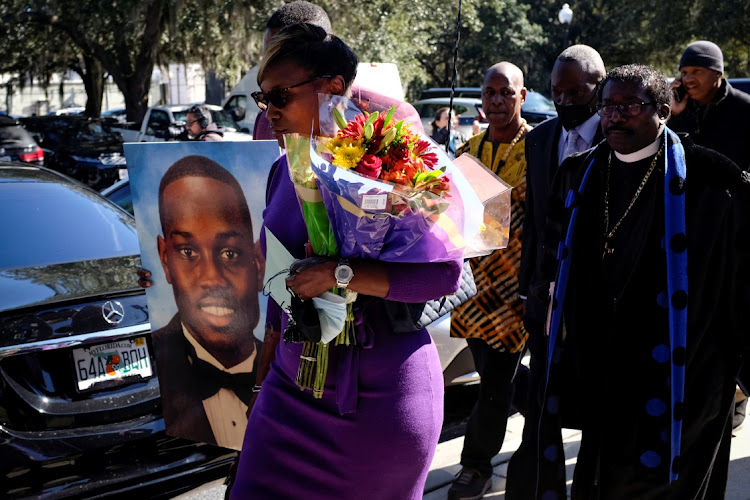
673, 83, 687, 102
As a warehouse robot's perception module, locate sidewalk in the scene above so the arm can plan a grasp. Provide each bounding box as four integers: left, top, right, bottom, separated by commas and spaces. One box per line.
425, 413, 750, 499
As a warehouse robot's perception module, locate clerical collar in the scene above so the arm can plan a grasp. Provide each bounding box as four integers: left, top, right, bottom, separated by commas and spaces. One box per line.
613, 137, 661, 163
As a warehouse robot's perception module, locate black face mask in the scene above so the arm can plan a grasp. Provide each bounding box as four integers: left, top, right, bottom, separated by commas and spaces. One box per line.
555, 101, 597, 131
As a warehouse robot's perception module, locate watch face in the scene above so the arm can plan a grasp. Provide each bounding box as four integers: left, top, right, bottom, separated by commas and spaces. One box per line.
335, 264, 353, 283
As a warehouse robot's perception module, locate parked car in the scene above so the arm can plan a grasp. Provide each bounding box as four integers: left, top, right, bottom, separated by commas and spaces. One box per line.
110, 104, 252, 143
411, 97, 488, 140
47, 106, 86, 116
100, 176, 134, 216
0, 162, 235, 499
411, 90, 557, 140
729, 77, 750, 95
20, 115, 128, 190
0, 115, 44, 165
102, 177, 478, 387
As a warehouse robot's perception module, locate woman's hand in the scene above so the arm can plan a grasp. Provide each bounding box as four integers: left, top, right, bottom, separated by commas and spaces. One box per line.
285, 258, 391, 300
285, 260, 337, 300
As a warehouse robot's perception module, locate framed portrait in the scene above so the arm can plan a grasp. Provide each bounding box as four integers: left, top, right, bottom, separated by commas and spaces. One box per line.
125, 140, 280, 450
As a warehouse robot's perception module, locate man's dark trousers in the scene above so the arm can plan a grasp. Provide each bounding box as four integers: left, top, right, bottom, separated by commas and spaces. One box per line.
460, 338, 524, 476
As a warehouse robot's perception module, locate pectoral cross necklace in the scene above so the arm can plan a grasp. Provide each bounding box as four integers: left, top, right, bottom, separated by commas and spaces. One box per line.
602, 146, 662, 259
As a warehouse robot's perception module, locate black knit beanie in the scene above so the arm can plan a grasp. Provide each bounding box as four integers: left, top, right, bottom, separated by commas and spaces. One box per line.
679, 41, 724, 74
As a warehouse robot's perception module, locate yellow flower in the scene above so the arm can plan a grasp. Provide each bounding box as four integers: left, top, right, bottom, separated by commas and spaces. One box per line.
329, 137, 366, 170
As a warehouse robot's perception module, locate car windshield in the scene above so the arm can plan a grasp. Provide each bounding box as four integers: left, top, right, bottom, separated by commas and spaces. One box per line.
0, 170, 139, 269
76, 121, 120, 142
524, 92, 556, 112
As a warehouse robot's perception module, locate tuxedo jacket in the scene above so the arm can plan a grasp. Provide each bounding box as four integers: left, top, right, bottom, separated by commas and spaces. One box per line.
152, 313, 260, 447
519, 117, 604, 326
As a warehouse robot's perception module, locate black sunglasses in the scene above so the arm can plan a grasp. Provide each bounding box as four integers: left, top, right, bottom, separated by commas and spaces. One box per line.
252, 75, 332, 111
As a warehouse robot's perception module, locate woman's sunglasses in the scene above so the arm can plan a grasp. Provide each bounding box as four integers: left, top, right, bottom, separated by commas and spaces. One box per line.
251, 75, 332, 111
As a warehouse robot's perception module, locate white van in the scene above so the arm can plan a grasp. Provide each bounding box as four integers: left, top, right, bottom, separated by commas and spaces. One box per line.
222, 62, 404, 135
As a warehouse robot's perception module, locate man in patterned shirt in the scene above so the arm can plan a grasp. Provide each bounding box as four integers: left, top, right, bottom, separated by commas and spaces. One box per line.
448, 61, 532, 500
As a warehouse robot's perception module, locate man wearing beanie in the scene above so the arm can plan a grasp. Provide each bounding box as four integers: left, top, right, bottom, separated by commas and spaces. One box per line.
671, 40, 750, 434
670, 40, 750, 171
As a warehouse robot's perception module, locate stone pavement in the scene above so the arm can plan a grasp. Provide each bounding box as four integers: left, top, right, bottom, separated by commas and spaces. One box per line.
424, 413, 750, 499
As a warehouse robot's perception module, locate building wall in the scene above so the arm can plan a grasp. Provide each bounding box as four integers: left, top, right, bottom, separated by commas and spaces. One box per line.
0, 64, 207, 117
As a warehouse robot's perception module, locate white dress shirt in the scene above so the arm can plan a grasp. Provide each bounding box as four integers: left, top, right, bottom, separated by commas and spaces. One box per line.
183, 325, 256, 450
557, 113, 601, 166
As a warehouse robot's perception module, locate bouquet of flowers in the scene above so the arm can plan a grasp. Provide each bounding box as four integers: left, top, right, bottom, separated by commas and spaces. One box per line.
282, 95, 510, 398
309, 95, 487, 263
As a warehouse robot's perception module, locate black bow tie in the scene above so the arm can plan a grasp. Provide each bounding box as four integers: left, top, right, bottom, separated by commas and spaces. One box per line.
188, 353, 256, 405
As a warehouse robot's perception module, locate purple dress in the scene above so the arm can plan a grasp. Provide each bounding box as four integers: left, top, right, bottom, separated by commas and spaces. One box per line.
230, 156, 461, 500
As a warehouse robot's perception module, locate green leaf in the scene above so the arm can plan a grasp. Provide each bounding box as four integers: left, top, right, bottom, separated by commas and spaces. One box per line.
333, 107, 348, 131
382, 105, 396, 128
364, 111, 379, 127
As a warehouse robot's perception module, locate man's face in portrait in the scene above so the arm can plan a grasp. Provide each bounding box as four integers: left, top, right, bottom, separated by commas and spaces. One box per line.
157, 176, 262, 354
679, 65, 722, 105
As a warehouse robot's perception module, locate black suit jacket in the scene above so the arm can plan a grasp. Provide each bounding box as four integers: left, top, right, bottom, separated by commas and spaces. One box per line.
519, 117, 604, 326
152, 313, 260, 447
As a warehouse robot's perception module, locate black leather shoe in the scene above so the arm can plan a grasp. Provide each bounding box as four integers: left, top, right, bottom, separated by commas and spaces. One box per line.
447, 467, 492, 500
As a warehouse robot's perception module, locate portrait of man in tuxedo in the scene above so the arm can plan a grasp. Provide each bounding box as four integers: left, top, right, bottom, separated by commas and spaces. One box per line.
153, 154, 263, 450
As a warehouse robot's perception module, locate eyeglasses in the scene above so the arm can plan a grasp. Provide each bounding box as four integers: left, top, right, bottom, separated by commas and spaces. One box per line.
596, 101, 655, 117
251, 75, 332, 111
185, 119, 198, 127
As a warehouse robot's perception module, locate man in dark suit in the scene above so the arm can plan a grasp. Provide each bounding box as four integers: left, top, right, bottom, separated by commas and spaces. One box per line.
507, 45, 605, 499
153, 155, 263, 449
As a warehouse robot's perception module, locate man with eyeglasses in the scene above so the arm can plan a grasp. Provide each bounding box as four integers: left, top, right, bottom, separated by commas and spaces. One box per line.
185, 104, 224, 142
529, 64, 749, 499
508, 44, 605, 500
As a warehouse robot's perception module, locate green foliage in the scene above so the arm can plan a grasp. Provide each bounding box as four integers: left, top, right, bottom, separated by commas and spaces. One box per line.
3, 0, 750, 121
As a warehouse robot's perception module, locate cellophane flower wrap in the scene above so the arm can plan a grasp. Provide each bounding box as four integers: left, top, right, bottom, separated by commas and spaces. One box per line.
311, 94, 490, 263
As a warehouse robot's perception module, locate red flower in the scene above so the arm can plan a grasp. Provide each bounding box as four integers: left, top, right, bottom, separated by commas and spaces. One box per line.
413, 138, 439, 169
339, 113, 366, 139
355, 154, 383, 179
384, 145, 410, 170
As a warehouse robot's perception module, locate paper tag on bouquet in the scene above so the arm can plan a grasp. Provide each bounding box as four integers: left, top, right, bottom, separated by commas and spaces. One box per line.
361, 194, 388, 211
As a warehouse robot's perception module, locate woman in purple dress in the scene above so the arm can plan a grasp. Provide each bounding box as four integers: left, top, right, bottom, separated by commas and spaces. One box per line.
229, 24, 462, 500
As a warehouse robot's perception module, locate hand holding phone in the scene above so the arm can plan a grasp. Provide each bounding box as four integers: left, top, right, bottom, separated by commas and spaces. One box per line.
674, 84, 687, 102
670, 78, 688, 116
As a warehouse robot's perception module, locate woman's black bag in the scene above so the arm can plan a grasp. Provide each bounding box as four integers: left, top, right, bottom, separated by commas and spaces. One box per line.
384, 260, 477, 333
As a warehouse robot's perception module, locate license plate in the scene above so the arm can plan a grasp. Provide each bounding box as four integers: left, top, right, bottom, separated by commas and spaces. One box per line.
0, 156, 10, 161
72, 337, 153, 391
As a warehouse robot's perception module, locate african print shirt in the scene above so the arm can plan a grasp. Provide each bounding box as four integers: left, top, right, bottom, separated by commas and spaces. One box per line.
450, 130, 529, 352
